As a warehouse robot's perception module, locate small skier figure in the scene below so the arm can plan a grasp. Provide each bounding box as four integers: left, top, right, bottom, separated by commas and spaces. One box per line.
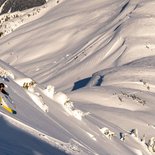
0, 83, 9, 96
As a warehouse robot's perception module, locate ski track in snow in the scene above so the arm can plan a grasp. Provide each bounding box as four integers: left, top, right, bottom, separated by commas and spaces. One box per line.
0, 0, 155, 154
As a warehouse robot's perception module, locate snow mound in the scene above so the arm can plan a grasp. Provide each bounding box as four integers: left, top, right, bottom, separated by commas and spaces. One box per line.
42, 85, 55, 99
53, 92, 88, 120
26, 90, 48, 112
53, 92, 69, 105
15, 77, 48, 112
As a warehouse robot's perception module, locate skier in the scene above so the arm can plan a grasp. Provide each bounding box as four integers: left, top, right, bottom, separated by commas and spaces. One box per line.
0, 83, 9, 96
0, 83, 16, 114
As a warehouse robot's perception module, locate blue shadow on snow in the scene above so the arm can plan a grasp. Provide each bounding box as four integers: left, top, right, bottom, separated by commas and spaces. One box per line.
0, 116, 68, 155
72, 77, 91, 91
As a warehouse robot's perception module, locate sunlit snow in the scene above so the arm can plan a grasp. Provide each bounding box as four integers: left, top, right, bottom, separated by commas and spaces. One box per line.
0, 0, 155, 155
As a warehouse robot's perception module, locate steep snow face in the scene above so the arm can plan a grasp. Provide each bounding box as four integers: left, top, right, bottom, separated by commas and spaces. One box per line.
0, 0, 126, 75
0, 0, 155, 155
1, 0, 155, 90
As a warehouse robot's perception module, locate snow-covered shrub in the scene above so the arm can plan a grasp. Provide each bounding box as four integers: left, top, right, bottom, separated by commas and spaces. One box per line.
15, 78, 36, 92
23, 81, 36, 90
15, 78, 35, 86
147, 137, 155, 152
0, 66, 14, 79
100, 127, 115, 139
130, 129, 138, 138
120, 132, 127, 141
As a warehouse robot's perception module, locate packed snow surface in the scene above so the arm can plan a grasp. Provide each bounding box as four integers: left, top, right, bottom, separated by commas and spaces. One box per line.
0, 0, 155, 154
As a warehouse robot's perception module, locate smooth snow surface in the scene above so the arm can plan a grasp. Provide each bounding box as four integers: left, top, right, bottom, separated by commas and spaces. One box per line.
0, 0, 155, 154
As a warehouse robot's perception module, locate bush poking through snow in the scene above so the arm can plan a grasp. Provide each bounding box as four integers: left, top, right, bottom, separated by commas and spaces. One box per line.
118, 96, 123, 102
120, 92, 146, 105
139, 79, 150, 90
100, 127, 115, 139
15, 78, 36, 92
130, 129, 138, 138
120, 132, 127, 141
14, 78, 48, 112
0, 32, 3, 37
0, 66, 14, 79
147, 137, 155, 152
141, 134, 145, 144
23, 80, 36, 91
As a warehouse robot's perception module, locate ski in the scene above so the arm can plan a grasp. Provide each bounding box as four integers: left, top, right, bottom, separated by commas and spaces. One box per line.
1, 104, 17, 114
0, 96, 17, 114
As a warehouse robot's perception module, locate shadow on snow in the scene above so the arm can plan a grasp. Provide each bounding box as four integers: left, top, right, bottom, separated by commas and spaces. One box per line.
0, 116, 68, 155
72, 77, 91, 91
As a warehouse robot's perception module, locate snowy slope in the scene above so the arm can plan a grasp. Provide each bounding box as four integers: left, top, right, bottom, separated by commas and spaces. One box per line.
0, 0, 155, 154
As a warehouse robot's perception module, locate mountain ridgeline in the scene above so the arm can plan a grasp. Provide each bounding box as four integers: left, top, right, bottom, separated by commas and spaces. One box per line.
0, 0, 46, 15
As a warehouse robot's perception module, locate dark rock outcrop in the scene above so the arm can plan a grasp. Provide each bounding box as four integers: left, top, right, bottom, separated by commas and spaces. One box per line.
0, 0, 6, 6
0, 0, 46, 15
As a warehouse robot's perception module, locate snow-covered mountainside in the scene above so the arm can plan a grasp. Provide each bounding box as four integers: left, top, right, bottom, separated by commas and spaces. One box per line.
0, 0, 155, 154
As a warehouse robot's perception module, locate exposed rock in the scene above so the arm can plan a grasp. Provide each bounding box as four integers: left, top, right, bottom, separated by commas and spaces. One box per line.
0, 0, 46, 15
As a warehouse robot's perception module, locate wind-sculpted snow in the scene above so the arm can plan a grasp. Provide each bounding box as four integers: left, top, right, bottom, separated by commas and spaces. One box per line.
0, 0, 155, 155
